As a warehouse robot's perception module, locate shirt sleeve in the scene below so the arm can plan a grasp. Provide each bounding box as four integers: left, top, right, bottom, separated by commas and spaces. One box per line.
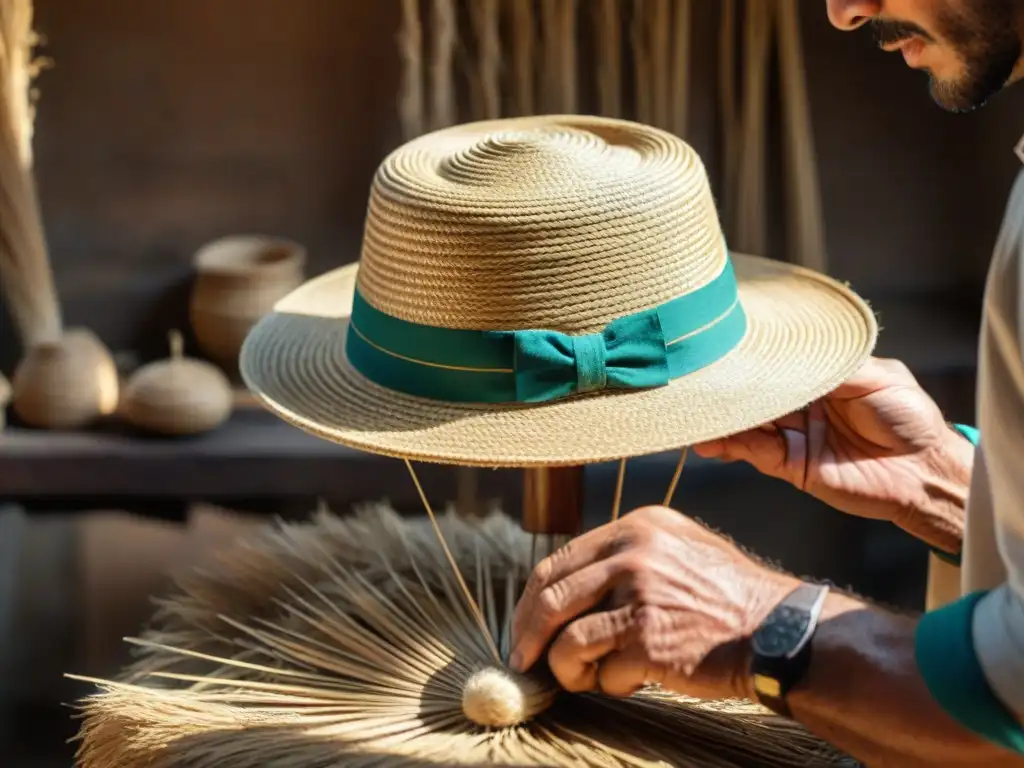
914, 167, 1024, 754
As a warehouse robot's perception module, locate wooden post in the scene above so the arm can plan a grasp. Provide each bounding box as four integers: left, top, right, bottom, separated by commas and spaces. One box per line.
521, 466, 584, 535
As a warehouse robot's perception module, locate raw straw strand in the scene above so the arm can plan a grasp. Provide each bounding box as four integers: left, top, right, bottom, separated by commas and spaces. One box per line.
70, 502, 859, 767
663, 446, 688, 506
610, 457, 628, 521
404, 458, 502, 664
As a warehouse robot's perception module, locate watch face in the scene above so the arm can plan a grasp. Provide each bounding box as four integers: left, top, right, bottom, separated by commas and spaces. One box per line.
752, 605, 810, 657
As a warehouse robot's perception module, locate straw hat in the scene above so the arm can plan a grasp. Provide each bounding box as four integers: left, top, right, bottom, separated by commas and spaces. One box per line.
240, 115, 876, 467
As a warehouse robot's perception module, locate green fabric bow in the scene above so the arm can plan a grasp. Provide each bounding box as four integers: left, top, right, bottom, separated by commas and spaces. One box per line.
512, 310, 670, 402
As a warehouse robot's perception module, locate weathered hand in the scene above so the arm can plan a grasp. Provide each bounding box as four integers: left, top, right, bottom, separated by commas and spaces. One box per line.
509, 505, 798, 701
693, 356, 973, 552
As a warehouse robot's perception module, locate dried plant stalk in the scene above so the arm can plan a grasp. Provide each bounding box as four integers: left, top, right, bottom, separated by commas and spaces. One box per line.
593, 0, 622, 118
397, 0, 426, 140
648, 0, 671, 130
540, 0, 578, 114
429, 0, 458, 130
0, 0, 61, 347
774, 0, 828, 272
631, 1, 652, 124
719, 0, 739, 226
669, 0, 691, 137
468, 0, 501, 120
506, 0, 535, 117
71, 503, 858, 767
725, 0, 773, 256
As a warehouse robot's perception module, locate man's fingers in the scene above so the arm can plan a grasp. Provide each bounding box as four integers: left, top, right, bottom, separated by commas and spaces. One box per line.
828, 356, 916, 400
512, 526, 611, 646
511, 556, 624, 673
598, 644, 665, 698
693, 426, 792, 481
545, 606, 635, 692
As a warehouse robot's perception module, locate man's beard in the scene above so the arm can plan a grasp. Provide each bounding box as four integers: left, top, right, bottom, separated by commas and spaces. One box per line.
871, 2, 1020, 113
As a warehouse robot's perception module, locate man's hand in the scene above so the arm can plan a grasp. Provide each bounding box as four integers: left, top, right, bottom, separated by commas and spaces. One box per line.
693, 356, 974, 554
509, 505, 1020, 767
509, 505, 798, 700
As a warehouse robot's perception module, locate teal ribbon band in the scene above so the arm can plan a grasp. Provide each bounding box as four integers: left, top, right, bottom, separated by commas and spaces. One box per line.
346, 258, 747, 404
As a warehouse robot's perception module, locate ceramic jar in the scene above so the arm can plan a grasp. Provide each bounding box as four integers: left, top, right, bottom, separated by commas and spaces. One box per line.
10, 327, 120, 429
188, 235, 305, 372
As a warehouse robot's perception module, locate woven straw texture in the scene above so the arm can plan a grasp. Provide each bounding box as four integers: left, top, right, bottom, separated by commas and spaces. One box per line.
240, 115, 876, 467
72, 504, 858, 767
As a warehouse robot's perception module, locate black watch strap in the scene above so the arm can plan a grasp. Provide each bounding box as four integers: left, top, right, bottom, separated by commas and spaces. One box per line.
749, 582, 829, 718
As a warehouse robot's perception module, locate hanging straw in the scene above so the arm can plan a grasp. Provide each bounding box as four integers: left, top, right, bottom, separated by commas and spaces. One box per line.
593, 0, 622, 118
774, 0, 828, 273
668, 0, 692, 137
428, 0, 458, 130
397, 0, 426, 140
539, 0, 578, 115
0, 0, 62, 348
506, 0, 536, 117
468, 0, 501, 121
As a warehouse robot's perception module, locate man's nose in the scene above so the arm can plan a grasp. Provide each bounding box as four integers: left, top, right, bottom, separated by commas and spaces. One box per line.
825, 0, 881, 30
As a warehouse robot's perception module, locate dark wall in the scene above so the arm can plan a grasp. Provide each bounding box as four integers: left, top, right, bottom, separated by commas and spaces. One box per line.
4, 0, 1022, 368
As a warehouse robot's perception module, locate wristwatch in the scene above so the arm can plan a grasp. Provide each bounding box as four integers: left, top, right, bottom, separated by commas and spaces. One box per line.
749, 582, 830, 718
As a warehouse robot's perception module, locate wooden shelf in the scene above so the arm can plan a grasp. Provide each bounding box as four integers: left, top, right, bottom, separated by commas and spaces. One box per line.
0, 409, 521, 507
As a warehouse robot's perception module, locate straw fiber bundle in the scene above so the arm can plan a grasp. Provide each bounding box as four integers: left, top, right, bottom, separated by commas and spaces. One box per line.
718, 0, 827, 272
396, 0, 693, 138
0, 0, 61, 347
72, 501, 858, 768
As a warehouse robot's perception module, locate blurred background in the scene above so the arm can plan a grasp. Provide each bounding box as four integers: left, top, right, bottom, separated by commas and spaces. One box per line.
1, 1, 1020, 765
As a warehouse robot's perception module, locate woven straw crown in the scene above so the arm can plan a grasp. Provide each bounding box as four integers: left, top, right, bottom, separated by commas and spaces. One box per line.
356, 116, 727, 334
239, 114, 876, 467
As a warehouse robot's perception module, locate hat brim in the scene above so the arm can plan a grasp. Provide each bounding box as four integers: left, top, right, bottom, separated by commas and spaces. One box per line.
239, 253, 877, 467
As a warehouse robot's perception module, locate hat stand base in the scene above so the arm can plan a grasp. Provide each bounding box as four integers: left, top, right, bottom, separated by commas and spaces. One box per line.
521, 465, 584, 565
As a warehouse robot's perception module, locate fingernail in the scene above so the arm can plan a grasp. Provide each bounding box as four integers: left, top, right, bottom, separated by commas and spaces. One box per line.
509, 650, 524, 671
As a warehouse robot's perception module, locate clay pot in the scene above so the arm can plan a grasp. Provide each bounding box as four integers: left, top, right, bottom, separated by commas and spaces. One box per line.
189, 235, 305, 371
11, 328, 120, 430
121, 329, 233, 436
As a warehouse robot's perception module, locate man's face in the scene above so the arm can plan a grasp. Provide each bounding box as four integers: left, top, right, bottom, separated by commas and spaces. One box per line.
826, 1, 1023, 112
